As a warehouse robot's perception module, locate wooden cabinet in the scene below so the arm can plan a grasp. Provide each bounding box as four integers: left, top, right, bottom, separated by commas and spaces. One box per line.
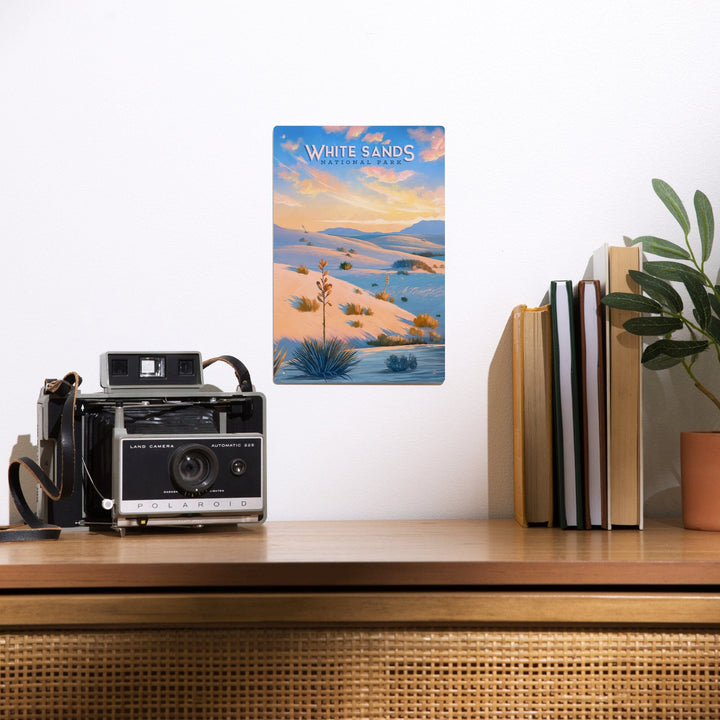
1, 519, 718, 718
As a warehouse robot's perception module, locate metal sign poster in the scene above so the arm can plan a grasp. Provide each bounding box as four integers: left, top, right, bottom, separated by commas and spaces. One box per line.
273, 125, 445, 384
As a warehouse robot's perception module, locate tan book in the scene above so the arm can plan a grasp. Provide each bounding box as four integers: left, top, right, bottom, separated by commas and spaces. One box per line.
595, 245, 643, 528
512, 304, 554, 526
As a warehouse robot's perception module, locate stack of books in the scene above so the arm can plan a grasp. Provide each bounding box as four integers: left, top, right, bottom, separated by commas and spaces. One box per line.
512, 244, 643, 529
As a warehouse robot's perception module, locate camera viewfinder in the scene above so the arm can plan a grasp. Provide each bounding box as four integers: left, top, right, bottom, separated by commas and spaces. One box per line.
139, 356, 166, 378
110, 358, 129, 377
178, 358, 195, 376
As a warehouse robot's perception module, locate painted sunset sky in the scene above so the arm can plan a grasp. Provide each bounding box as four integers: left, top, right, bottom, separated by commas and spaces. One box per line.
273, 126, 445, 233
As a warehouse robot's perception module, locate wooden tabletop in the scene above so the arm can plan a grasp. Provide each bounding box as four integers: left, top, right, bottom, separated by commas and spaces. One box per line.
0, 518, 718, 591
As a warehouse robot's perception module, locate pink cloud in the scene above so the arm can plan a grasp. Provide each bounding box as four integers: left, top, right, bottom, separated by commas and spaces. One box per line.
360, 167, 416, 184
306, 166, 346, 191
407, 127, 445, 162
293, 166, 349, 197
277, 167, 300, 183
321, 126, 369, 140
274, 192, 302, 207
362, 132, 385, 143
281, 138, 300, 152
345, 126, 368, 139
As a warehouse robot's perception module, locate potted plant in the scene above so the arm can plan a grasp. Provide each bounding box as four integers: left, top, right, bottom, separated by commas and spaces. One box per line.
602, 178, 720, 529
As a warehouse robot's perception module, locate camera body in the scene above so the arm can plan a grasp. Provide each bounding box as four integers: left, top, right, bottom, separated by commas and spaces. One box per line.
37, 352, 265, 533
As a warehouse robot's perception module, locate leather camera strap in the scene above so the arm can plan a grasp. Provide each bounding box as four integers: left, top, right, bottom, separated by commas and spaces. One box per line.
1, 372, 81, 542
202, 355, 253, 392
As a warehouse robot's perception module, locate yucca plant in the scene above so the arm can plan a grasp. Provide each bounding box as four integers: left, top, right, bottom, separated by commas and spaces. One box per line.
316, 259, 332, 346
288, 258, 359, 380
288, 337, 359, 380
602, 179, 720, 411
273, 345, 287, 378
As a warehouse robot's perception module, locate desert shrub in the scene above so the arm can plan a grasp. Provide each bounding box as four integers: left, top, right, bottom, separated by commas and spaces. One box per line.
374, 292, 395, 303
409, 327, 424, 337
367, 334, 426, 347
336, 247, 346, 253
296, 264, 309, 275
339, 261, 352, 270
288, 338, 359, 380
392, 259, 435, 273
386, 354, 418, 372
350, 320, 362, 328
344, 303, 365, 315
414, 313, 439, 329
295, 296, 319, 312
343, 303, 374, 316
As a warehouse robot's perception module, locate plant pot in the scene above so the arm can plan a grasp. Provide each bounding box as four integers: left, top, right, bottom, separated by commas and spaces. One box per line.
681, 432, 720, 531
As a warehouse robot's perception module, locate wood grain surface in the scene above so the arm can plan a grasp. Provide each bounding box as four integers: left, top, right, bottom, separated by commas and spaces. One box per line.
0, 518, 718, 590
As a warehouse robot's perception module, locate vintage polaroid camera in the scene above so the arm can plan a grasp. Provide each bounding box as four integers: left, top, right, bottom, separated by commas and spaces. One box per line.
37, 352, 265, 533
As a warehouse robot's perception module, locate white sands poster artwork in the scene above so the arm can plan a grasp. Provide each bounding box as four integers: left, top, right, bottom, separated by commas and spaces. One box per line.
273, 126, 445, 385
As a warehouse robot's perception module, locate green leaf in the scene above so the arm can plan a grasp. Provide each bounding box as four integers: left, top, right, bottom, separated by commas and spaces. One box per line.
622, 316, 683, 335
694, 189, 714, 262
601, 292, 662, 313
652, 178, 690, 235
710, 292, 720, 319
628, 270, 683, 313
684, 275, 712, 329
708, 316, 720, 345
643, 260, 706, 283
629, 235, 691, 260
643, 354, 685, 370
642, 338, 709, 362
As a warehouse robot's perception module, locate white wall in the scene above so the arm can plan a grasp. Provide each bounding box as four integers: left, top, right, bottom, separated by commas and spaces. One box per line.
2, 1, 720, 525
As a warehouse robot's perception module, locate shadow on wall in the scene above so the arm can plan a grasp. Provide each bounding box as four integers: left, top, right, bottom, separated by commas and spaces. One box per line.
487, 313, 514, 519
8, 434, 38, 525
642, 354, 720, 517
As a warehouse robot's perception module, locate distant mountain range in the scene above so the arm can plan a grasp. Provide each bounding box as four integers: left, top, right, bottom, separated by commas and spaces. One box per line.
322, 219, 445, 240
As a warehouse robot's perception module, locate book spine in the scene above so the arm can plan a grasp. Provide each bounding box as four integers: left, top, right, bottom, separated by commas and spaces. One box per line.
511, 305, 528, 528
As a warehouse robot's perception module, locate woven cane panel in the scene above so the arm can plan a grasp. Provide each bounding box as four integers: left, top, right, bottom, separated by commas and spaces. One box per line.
0, 626, 718, 719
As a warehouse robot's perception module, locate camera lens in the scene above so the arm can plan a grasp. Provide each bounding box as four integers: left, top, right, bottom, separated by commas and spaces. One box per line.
170, 444, 218, 497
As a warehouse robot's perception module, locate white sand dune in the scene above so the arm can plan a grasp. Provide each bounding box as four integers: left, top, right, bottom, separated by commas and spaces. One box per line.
273, 263, 419, 347
273, 225, 445, 350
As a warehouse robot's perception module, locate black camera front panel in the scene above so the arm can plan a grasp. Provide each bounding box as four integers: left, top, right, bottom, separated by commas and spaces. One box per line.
103, 352, 203, 388
118, 434, 264, 517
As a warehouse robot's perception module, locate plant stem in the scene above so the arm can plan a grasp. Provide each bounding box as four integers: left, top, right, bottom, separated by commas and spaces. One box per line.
685, 228, 720, 323
693, 381, 720, 412
683, 359, 720, 411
